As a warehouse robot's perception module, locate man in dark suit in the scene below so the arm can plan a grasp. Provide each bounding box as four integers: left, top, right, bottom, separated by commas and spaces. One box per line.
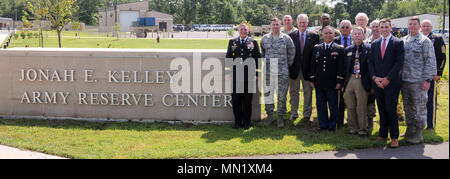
343, 27, 372, 137
288, 14, 320, 122
368, 18, 405, 148
333, 20, 353, 127
226, 23, 261, 130
310, 26, 345, 132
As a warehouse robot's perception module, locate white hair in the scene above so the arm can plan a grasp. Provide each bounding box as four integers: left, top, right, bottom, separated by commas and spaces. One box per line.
284, 15, 293, 20
370, 19, 380, 26
297, 14, 309, 22
355, 13, 369, 22
340, 20, 352, 26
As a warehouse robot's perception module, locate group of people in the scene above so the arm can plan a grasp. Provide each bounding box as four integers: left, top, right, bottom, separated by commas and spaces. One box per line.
226, 12, 447, 148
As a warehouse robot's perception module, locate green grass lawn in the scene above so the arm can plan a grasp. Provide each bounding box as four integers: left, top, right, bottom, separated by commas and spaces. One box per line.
9, 31, 229, 49
0, 36, 448, 159
0, 81, 448, 159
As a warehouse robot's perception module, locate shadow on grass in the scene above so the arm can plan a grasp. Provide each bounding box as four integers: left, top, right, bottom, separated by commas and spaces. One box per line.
0, 117, 444, 154
0, 117, 377, 147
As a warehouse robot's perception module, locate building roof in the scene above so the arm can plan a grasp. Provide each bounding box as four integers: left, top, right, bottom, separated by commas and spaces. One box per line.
391, 13, 449, 28
0, 17, 13, 21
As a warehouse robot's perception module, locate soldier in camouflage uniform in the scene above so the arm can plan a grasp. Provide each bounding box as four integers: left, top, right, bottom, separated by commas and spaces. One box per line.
314, 13, 341, 43
401, 17, 437, 144
261, 17, 296, 128
281, 15, 298, 35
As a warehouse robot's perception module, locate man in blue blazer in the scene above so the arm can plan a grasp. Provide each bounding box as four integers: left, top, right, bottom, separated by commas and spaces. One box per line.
343, 27, 372, 137
333, 20, 353, 127
368, 18, 405, 148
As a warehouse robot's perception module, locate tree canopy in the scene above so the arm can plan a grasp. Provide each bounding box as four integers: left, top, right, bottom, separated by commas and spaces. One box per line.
0, 0, 446, 26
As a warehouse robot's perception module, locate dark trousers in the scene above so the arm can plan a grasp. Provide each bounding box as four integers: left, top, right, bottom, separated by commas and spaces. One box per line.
337, 90, 346, 126
375, 87, 400, 139
426, 80, 438, 129
231, 93, 253, 127
316, 89, 339, 130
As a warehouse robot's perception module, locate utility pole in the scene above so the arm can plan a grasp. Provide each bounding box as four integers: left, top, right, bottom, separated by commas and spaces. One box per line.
114, 0, 118, 24
12, 0, 17, 32
114, 0, 118, 37
444, 0, 446, 33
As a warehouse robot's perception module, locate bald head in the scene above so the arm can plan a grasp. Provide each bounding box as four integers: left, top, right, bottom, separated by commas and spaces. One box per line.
421, 19, 434, 36
321, 13, 331, 26
283, 15, 294, 30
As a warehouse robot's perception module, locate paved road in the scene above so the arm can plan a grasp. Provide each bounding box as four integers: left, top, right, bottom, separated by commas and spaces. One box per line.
217, 142, 449, 159
0, 145, 66, 159
0, 31, 9, 45
1, 142, 448, 159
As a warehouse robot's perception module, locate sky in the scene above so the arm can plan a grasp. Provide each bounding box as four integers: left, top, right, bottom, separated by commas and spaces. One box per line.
316, 0, 341, 7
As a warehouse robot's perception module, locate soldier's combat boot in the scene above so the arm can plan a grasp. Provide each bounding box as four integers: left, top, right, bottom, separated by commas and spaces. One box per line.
406, 127, 424, 144
400, 124, 415, 139
265, 115, 274, 126
277, 117, 285, 128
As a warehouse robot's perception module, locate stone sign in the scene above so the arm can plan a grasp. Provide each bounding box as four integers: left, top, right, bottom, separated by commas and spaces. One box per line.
0, 48, 260, 123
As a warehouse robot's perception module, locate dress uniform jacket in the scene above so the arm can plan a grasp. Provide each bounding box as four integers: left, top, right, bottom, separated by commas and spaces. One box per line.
226, 37, 261, 92
310, 42, 345, 90
427, 32, 447, 76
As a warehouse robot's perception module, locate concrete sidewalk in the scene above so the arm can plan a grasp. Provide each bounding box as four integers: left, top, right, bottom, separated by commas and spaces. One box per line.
1, 142, 448, 159
0, 145, 66, 159
219, 142, 449, 159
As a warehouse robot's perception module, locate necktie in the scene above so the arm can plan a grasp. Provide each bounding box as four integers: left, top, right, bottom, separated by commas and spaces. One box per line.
381, 38, 387, 59
300, 32, 305, 54
344, 37, 348, 48
241, 39, 245, 45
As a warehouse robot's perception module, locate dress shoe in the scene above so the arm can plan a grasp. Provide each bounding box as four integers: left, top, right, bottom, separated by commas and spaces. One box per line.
390, 139, 399, 148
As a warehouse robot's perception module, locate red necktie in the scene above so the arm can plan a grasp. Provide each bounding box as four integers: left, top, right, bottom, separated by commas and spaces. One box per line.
381, 38, 387, 59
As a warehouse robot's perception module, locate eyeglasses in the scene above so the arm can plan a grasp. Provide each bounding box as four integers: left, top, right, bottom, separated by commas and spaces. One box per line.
340, 26, 350, 29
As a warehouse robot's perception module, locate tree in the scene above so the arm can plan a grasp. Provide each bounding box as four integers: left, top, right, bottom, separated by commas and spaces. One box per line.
23, 0, 49, 48
44, 0, 78, 48
332, 2, 350, 26
74, 0, 102, 25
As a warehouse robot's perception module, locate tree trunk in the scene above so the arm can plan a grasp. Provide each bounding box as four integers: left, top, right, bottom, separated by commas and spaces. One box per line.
57, 29, 62, 48
39, 29, 43, 48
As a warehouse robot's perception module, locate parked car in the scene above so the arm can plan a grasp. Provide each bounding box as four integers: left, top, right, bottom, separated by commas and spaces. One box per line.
432, 29, 449, 44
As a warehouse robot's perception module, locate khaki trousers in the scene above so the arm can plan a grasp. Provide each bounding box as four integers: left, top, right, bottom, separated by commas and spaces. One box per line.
345, 76, 369, 135
289, 71, 313, 119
